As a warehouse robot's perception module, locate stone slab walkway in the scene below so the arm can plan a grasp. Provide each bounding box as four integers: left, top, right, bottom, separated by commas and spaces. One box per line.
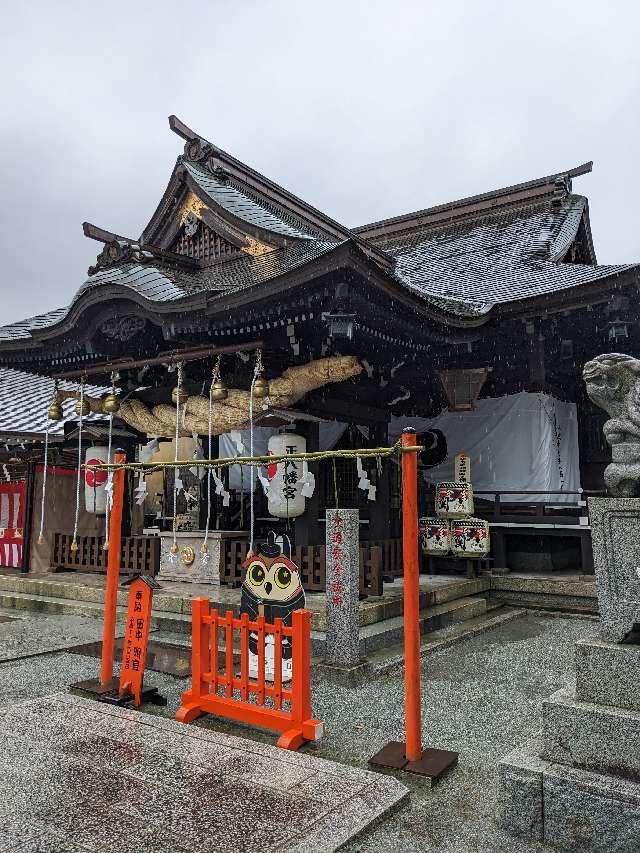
0, 609, 124, 663
0, 693, 408, 853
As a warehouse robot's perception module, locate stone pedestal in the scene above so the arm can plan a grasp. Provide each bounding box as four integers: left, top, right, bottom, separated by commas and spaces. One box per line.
496, 637, 640, 852
154, 530, 248, 585
324, 509, 361, 671
589, 497, 640, 641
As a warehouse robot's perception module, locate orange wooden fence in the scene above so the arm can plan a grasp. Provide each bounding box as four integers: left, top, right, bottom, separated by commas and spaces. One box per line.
176, 598, 323, 751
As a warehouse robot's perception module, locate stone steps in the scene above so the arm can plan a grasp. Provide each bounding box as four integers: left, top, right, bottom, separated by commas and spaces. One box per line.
354, 594, 488, 656
489, 575, 599, 615
0, 572, 490, 632
151, 601, 514, 670
366, 606, 525, 677
0, 572, 494, 660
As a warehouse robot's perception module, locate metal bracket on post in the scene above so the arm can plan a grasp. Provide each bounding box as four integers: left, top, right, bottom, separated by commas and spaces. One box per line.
369, 427, 458, 782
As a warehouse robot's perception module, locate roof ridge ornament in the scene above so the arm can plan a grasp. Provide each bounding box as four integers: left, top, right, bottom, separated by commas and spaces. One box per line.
88, 240, 140, 276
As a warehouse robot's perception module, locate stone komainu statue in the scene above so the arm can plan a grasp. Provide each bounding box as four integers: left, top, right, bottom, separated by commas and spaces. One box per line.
583, 352, 640, 496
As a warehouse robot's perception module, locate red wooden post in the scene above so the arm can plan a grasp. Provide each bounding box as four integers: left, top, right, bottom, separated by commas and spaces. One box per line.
210, 609, 219, 695
175, 597, 209, 723
292, 609, 312, 723
224, 610, 234, 697
369, 429, 459, 780
257, 614, 266, 702
273, 617, 283, 711
240, 612, 249, 701
100, 450, 126, 686
401, 429, 422, 762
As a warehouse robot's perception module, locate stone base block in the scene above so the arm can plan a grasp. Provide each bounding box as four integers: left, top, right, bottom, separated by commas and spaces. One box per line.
496, 738, 545, 841
542, 685, 640, 780
315, 659, 371, 688
497, 737, 640, 852
588, 497, 640, 642
576, 636, 640, 712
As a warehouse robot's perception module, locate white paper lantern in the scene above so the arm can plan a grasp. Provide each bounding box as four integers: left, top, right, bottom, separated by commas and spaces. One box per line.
419, 517, 450, 555
435, 481, 475, 519
450, 518, 490, 558
84, 446, 111, 514
266, 433, 306, 518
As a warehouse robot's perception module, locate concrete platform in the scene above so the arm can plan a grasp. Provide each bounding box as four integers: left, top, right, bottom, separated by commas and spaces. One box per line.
0, 692, 408, 853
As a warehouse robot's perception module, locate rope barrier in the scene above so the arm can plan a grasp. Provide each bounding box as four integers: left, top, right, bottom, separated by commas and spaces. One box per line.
83, 442, 423, 475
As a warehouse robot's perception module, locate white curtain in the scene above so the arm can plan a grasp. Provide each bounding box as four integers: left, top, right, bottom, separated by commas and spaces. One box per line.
390, 392, 581, 503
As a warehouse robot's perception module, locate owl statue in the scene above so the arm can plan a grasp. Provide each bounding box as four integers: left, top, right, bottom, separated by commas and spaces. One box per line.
240, 531, 305, 681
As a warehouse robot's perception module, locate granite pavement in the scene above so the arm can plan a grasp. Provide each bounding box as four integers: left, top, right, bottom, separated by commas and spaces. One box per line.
0, 607, 601, 851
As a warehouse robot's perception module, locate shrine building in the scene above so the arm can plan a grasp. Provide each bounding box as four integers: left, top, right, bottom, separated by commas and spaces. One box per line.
0, 115, 637, 588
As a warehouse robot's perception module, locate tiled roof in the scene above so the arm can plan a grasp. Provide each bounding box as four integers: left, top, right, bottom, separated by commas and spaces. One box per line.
376, 195, 636, 316
0, 239, 342, 343
74, 262, 193, 303
74, 239, 340, 303
2, 161, 638, 346
0, 368, 107, 436
183, 160, 315, 239
0, 307, 71, 341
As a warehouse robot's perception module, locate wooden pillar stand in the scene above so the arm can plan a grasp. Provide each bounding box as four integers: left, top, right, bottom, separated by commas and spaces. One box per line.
368, 428, 458, 783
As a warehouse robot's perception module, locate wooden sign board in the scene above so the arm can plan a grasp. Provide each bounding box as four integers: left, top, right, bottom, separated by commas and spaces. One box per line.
119, 574, 159, 707
454, 453, 471, 484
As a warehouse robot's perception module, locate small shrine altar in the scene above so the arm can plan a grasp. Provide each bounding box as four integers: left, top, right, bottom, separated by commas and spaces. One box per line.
149, 529, 249, 586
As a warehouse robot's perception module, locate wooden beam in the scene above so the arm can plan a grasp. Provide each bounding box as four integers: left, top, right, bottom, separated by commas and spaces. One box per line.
82, 221, 135, 244
304, 394, 390, 425
168, 114, 198, 142
53, 340, 263, 381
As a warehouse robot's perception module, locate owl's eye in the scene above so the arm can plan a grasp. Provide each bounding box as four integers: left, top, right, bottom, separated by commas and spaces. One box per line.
248, 563, 266, 586
273, 563, 292, 589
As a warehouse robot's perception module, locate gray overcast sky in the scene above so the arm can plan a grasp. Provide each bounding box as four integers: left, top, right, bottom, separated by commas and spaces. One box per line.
1, 1, 638, 325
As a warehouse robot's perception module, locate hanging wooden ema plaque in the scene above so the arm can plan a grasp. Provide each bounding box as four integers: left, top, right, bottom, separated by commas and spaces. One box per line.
117, 574, 166, 708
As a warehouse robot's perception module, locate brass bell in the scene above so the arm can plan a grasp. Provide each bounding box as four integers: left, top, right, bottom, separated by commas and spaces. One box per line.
253, 375, 269, 398
47, 400, 64, 421
101, 392, 120, 414
212, 380, 228, 401
75, 398, 90, 417
70, 539, 79, 553
172, 386, 189, 406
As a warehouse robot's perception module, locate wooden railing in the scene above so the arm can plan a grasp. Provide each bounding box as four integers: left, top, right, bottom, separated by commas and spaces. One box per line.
51, 534, 160, 577
368, 538, 403, 578
223, 540, 384, 598
467, 490, 604, 525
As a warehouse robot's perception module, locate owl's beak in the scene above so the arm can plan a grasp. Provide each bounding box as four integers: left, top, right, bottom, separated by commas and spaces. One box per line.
264, 582, 272, 594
